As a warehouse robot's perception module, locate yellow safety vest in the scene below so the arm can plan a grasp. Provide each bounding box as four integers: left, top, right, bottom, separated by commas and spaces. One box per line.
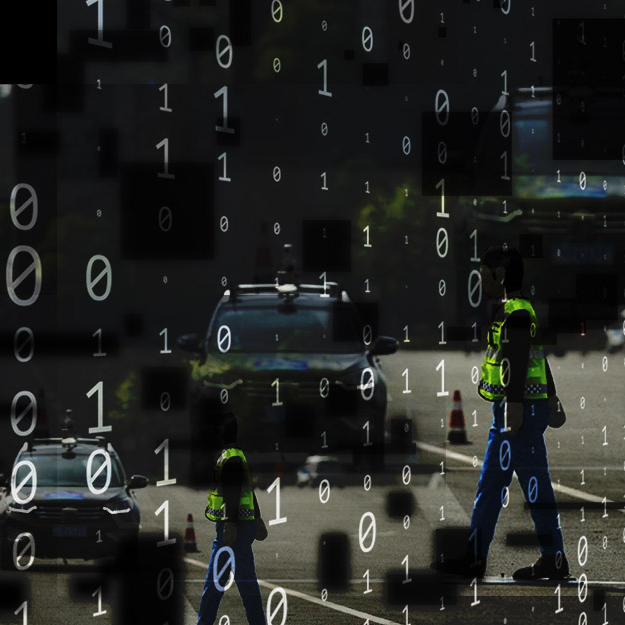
205, 448, 255, 521
478, 298, 548, 401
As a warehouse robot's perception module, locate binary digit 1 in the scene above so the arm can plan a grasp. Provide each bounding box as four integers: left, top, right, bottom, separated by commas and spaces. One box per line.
155, 439, 176, 486
267, 477, 287, 525
86, 0, 112, 48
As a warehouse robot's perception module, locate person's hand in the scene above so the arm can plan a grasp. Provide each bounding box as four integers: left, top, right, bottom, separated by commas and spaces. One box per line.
548, 395, 566, 428
504, 401, 524, 436
255, 517, 268, 541
224, 522, 238, 547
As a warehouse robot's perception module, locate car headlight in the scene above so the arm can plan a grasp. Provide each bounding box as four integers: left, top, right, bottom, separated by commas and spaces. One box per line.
103, 498, 132, 515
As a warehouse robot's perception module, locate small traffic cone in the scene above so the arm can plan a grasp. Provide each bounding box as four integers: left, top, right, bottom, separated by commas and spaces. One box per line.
447, 390, 469, 444
183, 513, 198, 552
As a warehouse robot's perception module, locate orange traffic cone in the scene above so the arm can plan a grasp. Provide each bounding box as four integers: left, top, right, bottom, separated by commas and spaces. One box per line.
183, 513, 198, 552
447, 390, 469, 444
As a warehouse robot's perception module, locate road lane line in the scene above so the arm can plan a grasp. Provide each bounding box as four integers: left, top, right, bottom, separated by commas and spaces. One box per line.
184, 557, 401, 625
416, 441, 625, 511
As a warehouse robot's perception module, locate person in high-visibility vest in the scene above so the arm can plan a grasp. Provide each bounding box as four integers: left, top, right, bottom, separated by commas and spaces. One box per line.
435, 246, 569, 580
197, 411, 268, 625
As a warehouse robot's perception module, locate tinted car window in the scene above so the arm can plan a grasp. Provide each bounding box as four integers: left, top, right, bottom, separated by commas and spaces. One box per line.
15, 452, 124, 488
210, 304, 362, 353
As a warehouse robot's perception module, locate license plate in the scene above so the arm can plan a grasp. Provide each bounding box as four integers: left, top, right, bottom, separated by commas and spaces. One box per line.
52, 525, 87, 538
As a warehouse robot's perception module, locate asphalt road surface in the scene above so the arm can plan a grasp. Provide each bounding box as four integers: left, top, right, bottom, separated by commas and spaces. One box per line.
2, 350, 625, 625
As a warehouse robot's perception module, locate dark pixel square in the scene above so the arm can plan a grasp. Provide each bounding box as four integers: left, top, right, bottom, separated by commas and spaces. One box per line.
422, 112, 512, 197
229, 0, 252, 46
317, 533, 351, 591
120, 163, 214, 260
384, 571, 458, 606
519, 234, 543, 259
216, 118, 241, 147
189, 28, 215, 51
302, 220, 351, 272
126, 0, 151, 29
124, 313, 144, 337
553, 19, 625, 159
17, 130, 59, 155
363, 63, 389, 86
98, 128, 118, 177
438, 27, 446, 38
344, 49, 355, 60
576, 273, 618, 321
387, 490, 414, 519
141, 366, 188, 411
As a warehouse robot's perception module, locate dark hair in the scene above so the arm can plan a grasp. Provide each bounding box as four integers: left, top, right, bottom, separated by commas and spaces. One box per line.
221, 410, 238, 445
481, 245, 524, 292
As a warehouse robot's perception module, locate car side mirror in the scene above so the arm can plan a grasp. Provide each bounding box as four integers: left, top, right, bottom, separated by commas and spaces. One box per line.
370, 335, 398, 356
177, 333, 202, 353
127, 475, 149, 489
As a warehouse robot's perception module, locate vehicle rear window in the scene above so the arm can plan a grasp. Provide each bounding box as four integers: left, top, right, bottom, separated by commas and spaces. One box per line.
210, 304, 362, 353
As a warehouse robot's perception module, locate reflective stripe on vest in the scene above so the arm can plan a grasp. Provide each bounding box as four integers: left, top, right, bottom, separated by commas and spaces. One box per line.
478, 298, 548, 401
205, 448, 255, 522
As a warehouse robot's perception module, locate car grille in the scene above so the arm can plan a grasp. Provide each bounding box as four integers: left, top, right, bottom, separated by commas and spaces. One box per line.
244, 380, 322, 400
35, 504, 104, 522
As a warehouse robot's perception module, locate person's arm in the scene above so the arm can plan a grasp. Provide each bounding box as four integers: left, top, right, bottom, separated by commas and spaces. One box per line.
500, 308, 531, 434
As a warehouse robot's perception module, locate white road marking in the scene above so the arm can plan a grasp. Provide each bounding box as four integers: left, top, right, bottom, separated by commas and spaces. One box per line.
184, 557, 401, 625
416, 441, 625, 512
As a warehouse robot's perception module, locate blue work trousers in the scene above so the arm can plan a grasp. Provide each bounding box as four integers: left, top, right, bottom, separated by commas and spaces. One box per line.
197, 521, 266, 625
469, 399, 564, 559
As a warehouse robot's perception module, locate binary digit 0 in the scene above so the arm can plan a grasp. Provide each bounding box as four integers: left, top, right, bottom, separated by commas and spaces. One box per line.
579, 171, 586, 190
363, 474, 371, 491
86, 255, 112, 301
216, 35, 233, 69
86, 449, 111, 495
219, 617, 230, 625
362, 27, 373, 52
11, 391, 37, 437
271, 0, 283, 23
156, 568, 174, 600
159, 25, 172, 48
358, 512, 377, 553
319, 479, 331, 503
213, 547, 236, 592
319, 377, 329, 398
273, 166, 281, 182
220, 389, 229, 404
217, 325, 231, 353
402, 464, 411, 485
500, 0, 511, 15
267, 588, 288, 625
435, 90, 450, 126
11, 460, 37, 504
359, 367, 375, 400
14, 327, 34, 363
436, 228, 448, 258
220, 216, 229, 232
402, 136, 411, 155
158, 206, 172, 232
467, 269, 482, 308
10, 183, 38, 230
437, 141, 447, 164
13, 533, 35, 571
6, 246, 42, 306
399, 0, 414, 24
362, 324, 373, 346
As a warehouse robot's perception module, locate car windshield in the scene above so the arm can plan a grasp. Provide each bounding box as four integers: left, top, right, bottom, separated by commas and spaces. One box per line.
210, 303, 362, 353
15, 452, 125, 488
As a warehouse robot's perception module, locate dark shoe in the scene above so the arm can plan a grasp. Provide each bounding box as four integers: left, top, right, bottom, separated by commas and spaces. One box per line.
512, 553, 570, 580
431, 553, 486, 579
